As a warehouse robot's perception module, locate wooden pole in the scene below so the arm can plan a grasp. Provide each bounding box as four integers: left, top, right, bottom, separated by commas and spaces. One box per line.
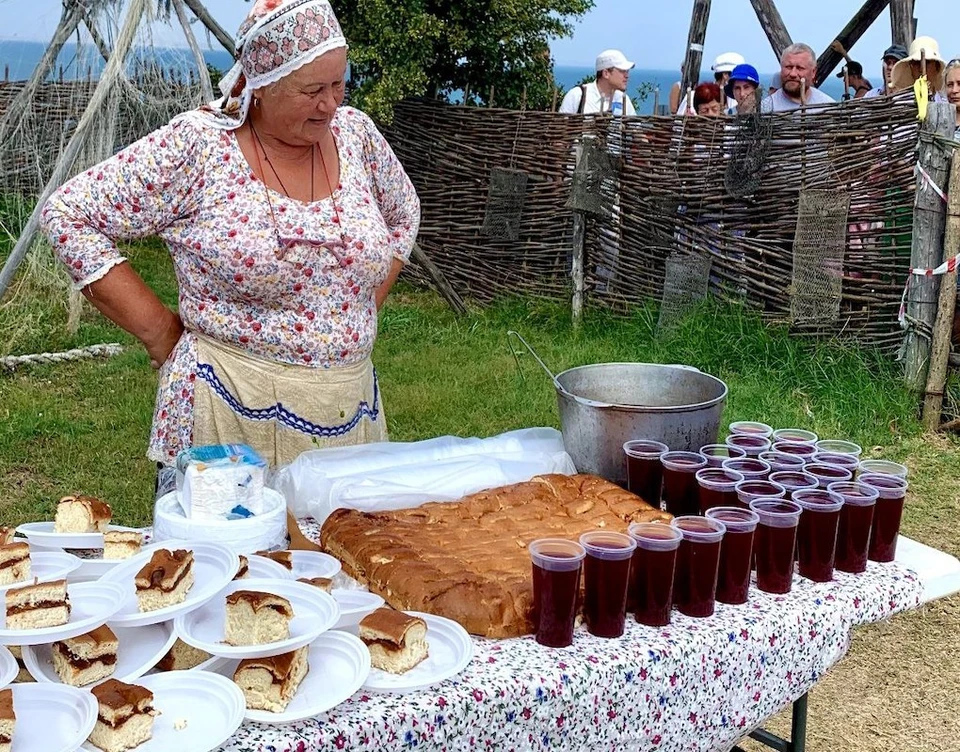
680, 0, 712, 100
748, 0, 793, 61
922, 152, 960, 430
172, 0, 214, 101
182, 0, 237, 59
410, 244, 467, 315
814, 0, 890, 87
890, 0, 915, 48
571, 213, 586, 328
903, 102, 955, 391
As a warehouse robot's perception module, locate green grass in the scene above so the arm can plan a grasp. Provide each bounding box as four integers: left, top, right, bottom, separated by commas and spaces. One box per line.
0, 239, 957, 557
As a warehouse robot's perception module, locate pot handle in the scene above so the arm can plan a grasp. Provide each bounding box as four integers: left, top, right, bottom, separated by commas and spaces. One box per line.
507, 330, 569, 394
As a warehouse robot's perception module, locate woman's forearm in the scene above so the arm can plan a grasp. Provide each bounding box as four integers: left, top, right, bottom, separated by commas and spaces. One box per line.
375, 257, 405, 310
83, 261, 183, 366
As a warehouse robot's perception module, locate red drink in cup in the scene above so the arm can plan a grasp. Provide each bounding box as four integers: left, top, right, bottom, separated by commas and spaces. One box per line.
804, 463, 853, 489
861, 473, 909, 563
722, 457, 772, 481
814, 439, 862, 457
735, 479, 786, 510
749, 498, 802, 594
725, 434, 771, 457
660, 452, 708, 517
829, 481, 880, 574
769, 470, 818, 499
729, 421, 773, 438
623, 440, 669, 507
696, 468, 744, 514
700, 443, 747, 468
771, 441, 817, 461
705, 507, 759, 605
670, 516, 726, 617
812, 452, 860, 472
530, 539, 585, 647
857, 459, 908, 479
793, 489, 843, 582
579, 531, 636, 638
759, 451, 806, 473
628, 523, 682, 627
772, 428, 818, 445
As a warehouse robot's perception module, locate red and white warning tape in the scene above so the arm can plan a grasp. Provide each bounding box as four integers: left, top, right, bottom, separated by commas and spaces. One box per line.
899, 253, 960, 326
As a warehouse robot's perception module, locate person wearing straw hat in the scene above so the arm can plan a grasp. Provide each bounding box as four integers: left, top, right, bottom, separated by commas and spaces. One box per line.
40, 0, 421, 546
890, 36, 948, 98
864, 44, 908, 97
559, 49, 637, 116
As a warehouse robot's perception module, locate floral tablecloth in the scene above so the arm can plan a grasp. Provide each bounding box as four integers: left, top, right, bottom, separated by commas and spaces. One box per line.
214, 519, 924, 752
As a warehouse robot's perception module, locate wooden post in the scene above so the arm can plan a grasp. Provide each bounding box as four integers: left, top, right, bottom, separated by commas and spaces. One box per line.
748, 0, 793, 60
571, 213, 586, 328
172, 0, 214, 102
814, 0, 890, 87
3, 65, 7, 83
410, 244, 467, 315
488, 85, 495, 108
653, 87, 660, 115
903, 102, 955, 391
680, 0, 712, 99
182, 0, 237, 59
890, 0, 914, 48
922, 152, 960, 430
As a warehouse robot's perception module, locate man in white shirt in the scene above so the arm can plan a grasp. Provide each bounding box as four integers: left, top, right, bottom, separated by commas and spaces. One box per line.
559, 49, 637, 116
761, 43, 836, 112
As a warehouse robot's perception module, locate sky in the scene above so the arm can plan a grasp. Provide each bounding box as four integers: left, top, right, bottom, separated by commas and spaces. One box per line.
0, 0, 958, 77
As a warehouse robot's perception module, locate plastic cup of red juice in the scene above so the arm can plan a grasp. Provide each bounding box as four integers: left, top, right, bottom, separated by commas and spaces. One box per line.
828, 481, 880, 574
814, 439, 862, 457
772, 428, 818, 445
804, 462, 853, 489
623, 440, 669, 507
628, 522, 682, 627
749, 498, 802, 594
771, 441, 817, 461
759, 450, 806, 473
768, 470, 818, 499
578, 531, 635, 638
812, 451, 860, 472
725, 433, 771, 457
729, 421, 773, 438
722, 457, 772, 481
696, 467, 745, 514
793, 488, 843, 583
857, 459, 908, 479
670, 516, 726, 618
660, 451, 708, 517
860, 473, 909, 563
699, 443, 747, 468
530, 538, 585, 647
735, 479, 786, 510
705, 506, 759, 605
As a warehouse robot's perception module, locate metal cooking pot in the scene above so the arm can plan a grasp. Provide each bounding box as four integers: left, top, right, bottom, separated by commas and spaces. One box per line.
509, 332, 728, 486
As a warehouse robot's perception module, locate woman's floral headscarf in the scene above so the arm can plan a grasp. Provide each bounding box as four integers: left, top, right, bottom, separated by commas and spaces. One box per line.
184, 0, 347, 130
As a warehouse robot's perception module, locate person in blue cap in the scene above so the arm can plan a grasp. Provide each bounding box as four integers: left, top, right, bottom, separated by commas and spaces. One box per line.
725, 63, 761, 114
864, 44, 908, 97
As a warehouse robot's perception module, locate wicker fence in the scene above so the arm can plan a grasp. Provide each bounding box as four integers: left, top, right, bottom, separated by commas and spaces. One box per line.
385, 98, 921, 351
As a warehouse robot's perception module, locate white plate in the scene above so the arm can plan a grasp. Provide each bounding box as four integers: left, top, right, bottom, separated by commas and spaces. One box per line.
80, 671, 245, 752
352, 612, 474, 694
70, 555, 127, 580
209, 630, 370, 723
0, 645, 17, 687
0, 551, 81, 593
245, 554, 294, 581
99, 541, 239, 627
174, 578, 339, 659
23, 621, 177, 686
16, 522, 141, 551
287, 550, 342, 579
0, 581, 126, 646
7, 682, 98, 751
332, 589, 385, 630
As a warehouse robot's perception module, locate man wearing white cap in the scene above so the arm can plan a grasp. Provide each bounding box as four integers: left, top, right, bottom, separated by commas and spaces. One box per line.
559, 49, 637, 116
675, 52, 743, 114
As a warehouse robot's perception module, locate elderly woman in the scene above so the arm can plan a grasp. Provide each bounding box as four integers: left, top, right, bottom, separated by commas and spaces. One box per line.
692, 83, 724, 117
41, 0, 420, 541
947, 59, 960, 140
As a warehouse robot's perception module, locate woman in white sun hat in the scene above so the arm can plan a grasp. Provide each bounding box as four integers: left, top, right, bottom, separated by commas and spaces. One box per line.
890, 36, 947, 97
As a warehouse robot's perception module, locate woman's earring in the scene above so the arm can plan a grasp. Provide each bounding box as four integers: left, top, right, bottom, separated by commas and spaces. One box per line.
253, 97, 261, 108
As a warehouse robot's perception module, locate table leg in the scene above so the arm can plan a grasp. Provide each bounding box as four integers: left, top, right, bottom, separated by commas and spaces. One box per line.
744, 692, 809, 752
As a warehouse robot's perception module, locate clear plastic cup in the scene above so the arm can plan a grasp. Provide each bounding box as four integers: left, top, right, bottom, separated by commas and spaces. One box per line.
660, 451, 708, 517
794, 489, 844, 583
670, 516, 726, 618
812, 451, 860, 471
804, 463, 854, 489
700, 443, 747, 468
735, 479, 786, 509
772, 428, 818, 445
857, 459, 908, 479
769, 470, 818, 499
722, 457, 772, 481
860, 473, 909, 563
771, 441, 817, 461
725, 433, 772, 458
696, 467, 745, 514
749, 498, 802, 594
628, 523, 682, 627
705, 507, 760, 605
828, 481, 880, 574
729, 421, 774, 438
623, 440, 669, 506
814, 439, 863, 457
759, 450, 806, 473
579, 532, 636, 638
530, 539, 585, 647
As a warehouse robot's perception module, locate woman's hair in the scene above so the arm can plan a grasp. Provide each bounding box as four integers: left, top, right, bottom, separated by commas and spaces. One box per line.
693, 83, 723, 109
947, 58, 960, 78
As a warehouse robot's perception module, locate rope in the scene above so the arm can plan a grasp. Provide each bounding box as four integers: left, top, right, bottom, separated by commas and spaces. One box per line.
0, 343, 124, 371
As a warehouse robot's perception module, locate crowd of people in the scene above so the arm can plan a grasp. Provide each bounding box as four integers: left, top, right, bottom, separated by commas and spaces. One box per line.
562, 37, 960, 140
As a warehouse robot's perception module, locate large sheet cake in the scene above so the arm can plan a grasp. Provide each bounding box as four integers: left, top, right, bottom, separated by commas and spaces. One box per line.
321, 473, 671, 638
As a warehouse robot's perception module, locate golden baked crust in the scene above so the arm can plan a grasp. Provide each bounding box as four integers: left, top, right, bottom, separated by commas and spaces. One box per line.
320, 473, 670, 638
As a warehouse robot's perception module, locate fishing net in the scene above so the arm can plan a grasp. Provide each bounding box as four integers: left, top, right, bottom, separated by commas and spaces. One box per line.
790, 189, 851, 324
657, 251, 712, 331
567, 134, 618, 216
724, 111, 774, 199
481, 167, 528, 241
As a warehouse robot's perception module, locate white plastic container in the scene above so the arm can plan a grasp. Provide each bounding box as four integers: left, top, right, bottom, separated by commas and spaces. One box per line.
153, 488, 287, 554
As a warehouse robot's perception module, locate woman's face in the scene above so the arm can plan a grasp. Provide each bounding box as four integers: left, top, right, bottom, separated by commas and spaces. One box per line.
946, 67, 960, 105
696, 100, 722, 117
732, 80, 757, 106
256, 47, 348, 145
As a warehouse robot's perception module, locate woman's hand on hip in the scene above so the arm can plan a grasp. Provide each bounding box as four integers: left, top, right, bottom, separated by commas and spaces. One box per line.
144, 312, 185, 369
